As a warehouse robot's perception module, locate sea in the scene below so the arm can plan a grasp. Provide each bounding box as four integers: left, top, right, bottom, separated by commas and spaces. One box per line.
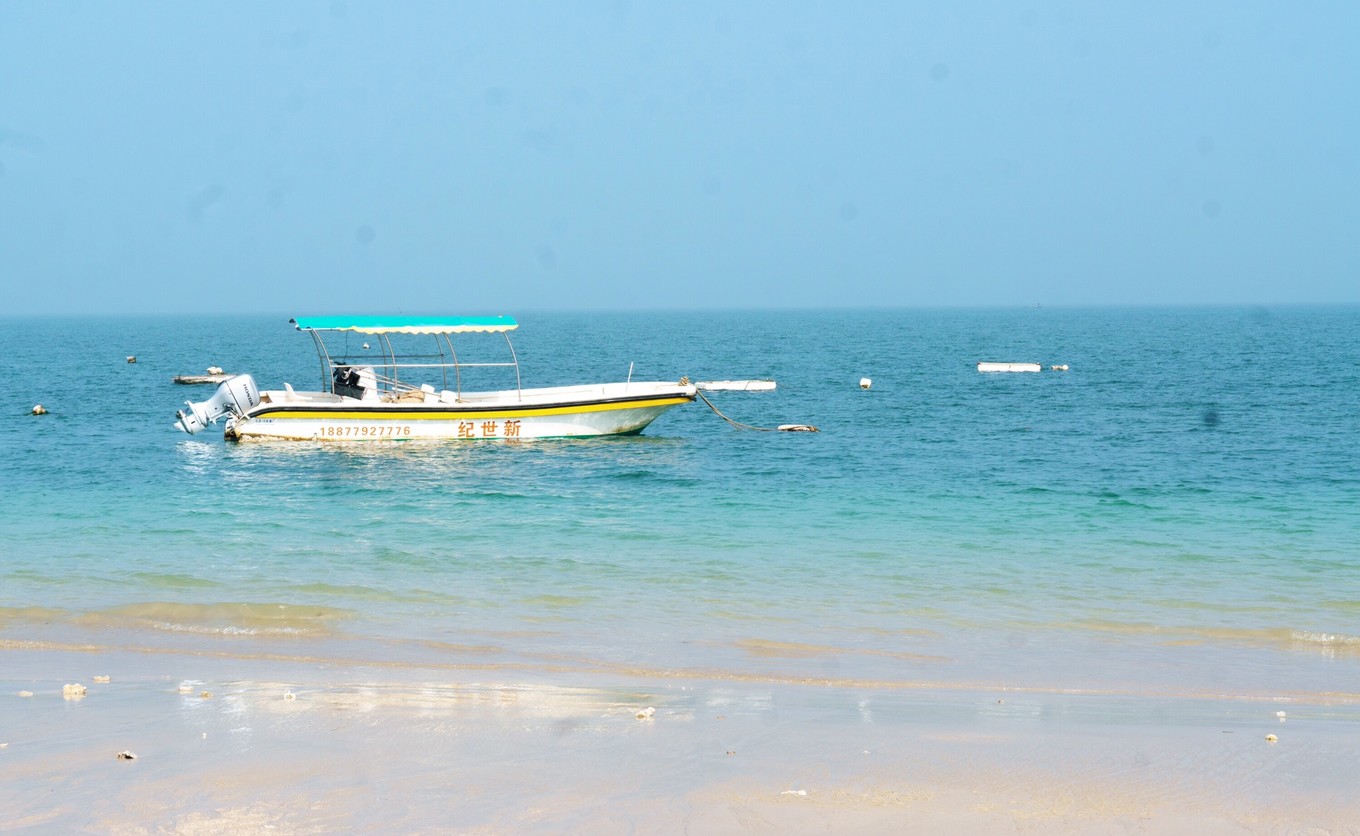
2, 306, 1358, 701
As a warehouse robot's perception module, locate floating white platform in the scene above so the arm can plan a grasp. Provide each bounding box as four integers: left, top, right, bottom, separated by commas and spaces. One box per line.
977, 362, 1042, 373
695, 380, 776, 392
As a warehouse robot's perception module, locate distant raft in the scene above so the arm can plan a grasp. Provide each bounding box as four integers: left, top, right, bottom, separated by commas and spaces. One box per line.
977, 362, 1042, 373
174, 367, 234, 385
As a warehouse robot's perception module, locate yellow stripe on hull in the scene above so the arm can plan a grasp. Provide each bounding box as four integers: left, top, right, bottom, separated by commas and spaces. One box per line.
258, 396, 693, 422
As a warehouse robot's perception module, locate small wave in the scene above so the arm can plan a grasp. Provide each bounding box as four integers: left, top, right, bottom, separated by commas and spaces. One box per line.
1290, 631, 1360, 655
0, 606, 68, 624
470, 490, 532, 501
607, 469, 657, 480
287, 582, 391, 600
128, 572, 222, 590
521, 594, 593, 608
73, 601, 353, 637
735, 638, 946, 663
1062, 620, 1360, 657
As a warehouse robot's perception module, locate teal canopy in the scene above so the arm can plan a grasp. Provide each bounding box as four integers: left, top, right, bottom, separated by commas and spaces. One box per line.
290, 315, 518, 334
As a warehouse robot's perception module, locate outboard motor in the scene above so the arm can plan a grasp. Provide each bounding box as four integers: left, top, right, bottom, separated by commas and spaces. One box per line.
176, 374, 261, 434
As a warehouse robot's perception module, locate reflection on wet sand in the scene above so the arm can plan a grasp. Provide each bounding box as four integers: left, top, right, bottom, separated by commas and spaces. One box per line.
3, 662, 1360, 834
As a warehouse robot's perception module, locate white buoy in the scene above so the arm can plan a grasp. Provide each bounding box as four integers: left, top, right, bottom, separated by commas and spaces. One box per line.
31, 404, 47, 415
859, 377, 872, 389
1050, 364, 1069, 371
126, 356, 137, 364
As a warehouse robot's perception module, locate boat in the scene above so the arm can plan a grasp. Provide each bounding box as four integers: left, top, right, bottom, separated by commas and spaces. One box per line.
174, 316, 697, 441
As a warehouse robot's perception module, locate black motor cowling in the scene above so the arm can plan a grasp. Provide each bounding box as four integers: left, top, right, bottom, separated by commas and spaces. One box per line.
332, 366, 369, 400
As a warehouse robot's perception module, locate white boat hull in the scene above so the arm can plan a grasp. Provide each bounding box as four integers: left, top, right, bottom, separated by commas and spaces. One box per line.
222, 382, 696, 442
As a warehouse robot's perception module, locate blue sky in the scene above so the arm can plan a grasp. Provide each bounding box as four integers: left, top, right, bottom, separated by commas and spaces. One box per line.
2, 2, 1356, 314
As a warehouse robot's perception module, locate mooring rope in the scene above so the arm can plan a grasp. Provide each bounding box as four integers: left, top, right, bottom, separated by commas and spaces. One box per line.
693, 388, 819, 433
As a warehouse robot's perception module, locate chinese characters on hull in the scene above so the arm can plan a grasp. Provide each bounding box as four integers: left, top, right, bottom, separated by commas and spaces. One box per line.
457, 419, 522, 439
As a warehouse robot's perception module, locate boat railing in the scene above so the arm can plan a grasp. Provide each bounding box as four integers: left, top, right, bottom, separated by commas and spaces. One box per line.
309, 329, 524, 402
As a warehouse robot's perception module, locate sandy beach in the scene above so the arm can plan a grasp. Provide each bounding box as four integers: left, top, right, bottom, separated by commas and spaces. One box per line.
4, 642, 1358, 834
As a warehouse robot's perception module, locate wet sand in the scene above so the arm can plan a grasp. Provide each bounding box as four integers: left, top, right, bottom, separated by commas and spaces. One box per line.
3, 646, 1358, 834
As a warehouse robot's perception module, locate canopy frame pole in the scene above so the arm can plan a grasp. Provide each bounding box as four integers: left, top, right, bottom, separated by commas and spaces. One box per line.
503, 332, 522, 400
379, 334, 397, 394
442, 334, 461, 397
309, 329, 333, 392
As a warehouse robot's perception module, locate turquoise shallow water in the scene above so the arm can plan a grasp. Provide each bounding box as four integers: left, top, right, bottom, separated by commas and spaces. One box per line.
2, 307, 1357, 695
